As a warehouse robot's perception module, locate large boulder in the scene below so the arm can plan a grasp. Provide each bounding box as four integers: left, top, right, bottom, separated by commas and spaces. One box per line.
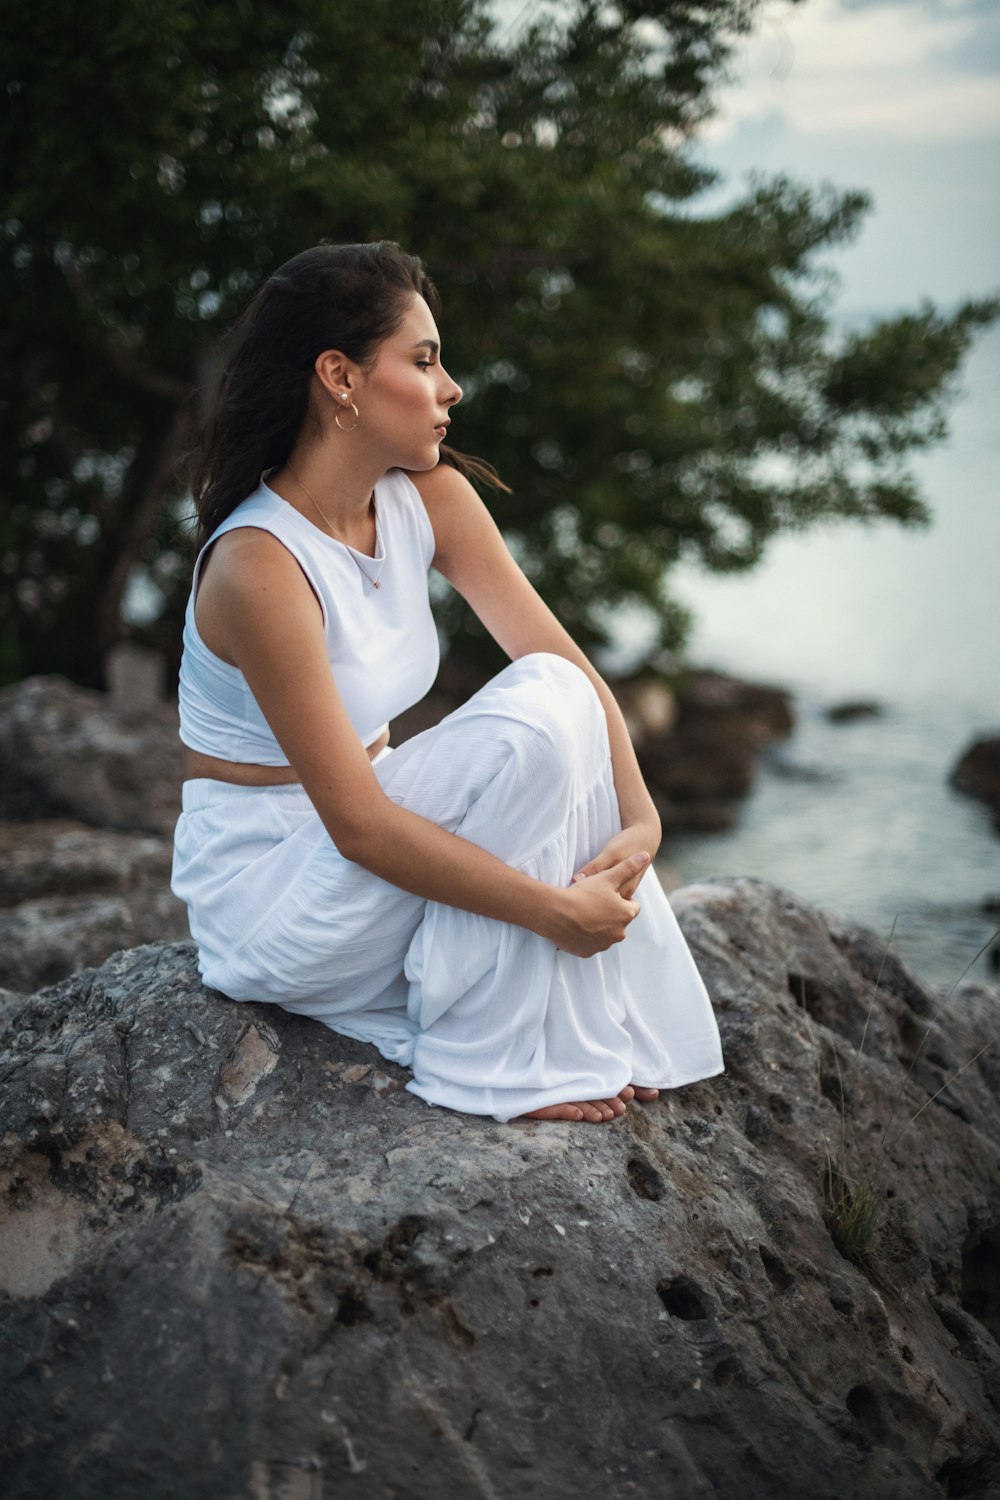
637, 669, 795, 832
1, 878, 997, 1499
0, 821, 188, 992
0, 676, 182, 834
951, 736, 1000, 834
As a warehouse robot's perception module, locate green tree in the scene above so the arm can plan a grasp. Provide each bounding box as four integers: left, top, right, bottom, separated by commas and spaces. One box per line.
2, 0, 996, 687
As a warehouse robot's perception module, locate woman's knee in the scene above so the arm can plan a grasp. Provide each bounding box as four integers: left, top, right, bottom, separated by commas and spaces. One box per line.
490, 654, 609, 797
504, 652, 603, 732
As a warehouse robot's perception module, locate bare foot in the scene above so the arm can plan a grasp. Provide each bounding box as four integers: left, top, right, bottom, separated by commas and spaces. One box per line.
516, 1095, 629, 1123
630, 1085, 660, 1102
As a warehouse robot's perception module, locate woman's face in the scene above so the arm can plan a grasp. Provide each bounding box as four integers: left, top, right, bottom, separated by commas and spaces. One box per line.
354, 293, 463, 472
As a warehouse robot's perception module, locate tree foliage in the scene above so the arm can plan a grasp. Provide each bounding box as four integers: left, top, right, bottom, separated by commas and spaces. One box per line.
2, 0, 996, 686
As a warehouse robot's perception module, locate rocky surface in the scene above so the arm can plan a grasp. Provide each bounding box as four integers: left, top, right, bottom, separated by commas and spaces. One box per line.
0, 821, 188, 993
635, 669, 794, 832
826, 700, 884, 723
951, 736, 1000, 834
0, 675, 183, 834
1, 877, 998, 1500
0, 677, 188, 990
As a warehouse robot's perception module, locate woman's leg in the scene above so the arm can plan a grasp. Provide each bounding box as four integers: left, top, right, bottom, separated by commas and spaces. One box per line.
175, 653, 722, 1121
375, 654, 723, 1122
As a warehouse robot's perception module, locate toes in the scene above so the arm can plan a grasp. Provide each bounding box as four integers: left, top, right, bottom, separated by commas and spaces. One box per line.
516, 1103, 585, 1122
630, 1085, 660, 1102
618, 1085, 636, 1103
577, 1098, 626, 1122
515, 1093, 636, 1124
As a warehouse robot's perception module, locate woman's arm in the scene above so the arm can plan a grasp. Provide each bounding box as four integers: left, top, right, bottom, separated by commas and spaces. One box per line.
409, 463, 661, 896
198, 526, 646, 957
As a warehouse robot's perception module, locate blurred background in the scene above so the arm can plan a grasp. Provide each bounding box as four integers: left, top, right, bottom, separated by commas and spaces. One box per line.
630, 0, 1000, 988
1, 0, 997, 993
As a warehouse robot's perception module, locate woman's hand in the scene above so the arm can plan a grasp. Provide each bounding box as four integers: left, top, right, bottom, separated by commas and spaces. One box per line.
572, 819, 662, 901
540, 851, 651, 958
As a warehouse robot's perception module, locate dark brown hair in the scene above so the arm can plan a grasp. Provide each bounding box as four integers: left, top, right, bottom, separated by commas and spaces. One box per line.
182, 240, 508, 548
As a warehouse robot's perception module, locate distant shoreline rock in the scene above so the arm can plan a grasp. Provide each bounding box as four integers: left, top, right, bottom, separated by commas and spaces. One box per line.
634, 667, 795, 832
825, 699, 883, 723
950, 735, 1000, 835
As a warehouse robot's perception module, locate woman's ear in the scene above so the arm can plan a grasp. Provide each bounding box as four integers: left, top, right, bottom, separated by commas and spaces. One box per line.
314, 348, 355, 398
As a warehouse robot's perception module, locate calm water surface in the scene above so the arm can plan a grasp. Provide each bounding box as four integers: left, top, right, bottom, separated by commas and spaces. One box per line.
636, 319, 1000, 994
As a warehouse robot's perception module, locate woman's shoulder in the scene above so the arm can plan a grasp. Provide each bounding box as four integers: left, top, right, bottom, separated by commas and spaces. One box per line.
199, 482, 288, 550
400, 461, 482, 541
382, 466, 457, 565
402, 461, 476, 507
194, 489, 321, 610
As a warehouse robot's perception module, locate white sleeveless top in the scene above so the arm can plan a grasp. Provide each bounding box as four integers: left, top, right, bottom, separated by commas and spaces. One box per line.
177, 468, 440, 761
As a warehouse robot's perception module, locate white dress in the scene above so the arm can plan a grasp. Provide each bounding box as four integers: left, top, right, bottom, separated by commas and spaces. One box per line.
171, 478, 725, 1122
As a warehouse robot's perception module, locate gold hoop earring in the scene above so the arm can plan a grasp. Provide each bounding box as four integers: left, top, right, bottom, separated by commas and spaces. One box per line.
335, 401, 360, 432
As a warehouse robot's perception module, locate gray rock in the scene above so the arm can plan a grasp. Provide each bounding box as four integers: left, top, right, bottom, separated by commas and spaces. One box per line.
0, 821, 188, 991
0, 985, 27, 1041
0, 886, 190, 993
0, 676, 182, 833
637, 669, 795, 833
825, 700, 884, 723
951, 736, 1000, 833
0, 820, 174, 906
1, 878, 998, 1499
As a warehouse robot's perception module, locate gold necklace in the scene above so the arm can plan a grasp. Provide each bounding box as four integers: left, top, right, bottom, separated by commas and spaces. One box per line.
284, 462, 382, 590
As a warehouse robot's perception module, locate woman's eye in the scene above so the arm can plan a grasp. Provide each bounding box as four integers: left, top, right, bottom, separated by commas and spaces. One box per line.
416, 360, 435, 369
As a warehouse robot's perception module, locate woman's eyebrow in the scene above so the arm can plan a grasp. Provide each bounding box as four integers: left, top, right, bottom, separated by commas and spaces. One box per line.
412, 339, 440, 355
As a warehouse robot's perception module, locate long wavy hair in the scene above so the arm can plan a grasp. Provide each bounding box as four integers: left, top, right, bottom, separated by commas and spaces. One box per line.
183, 241, 508, 549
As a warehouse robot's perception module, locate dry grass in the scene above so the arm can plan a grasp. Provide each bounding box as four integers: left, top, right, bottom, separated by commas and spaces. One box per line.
799, 917, 998, 1267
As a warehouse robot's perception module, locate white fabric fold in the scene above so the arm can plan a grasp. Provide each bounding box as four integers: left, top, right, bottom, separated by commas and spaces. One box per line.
171, 652, 725, 1122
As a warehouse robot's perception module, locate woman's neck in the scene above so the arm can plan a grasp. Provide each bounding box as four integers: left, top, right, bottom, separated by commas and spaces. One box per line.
268, 443, 385, 540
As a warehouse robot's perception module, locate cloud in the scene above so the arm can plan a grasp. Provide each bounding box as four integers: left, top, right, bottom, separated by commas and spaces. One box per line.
839, 0, 1000, 74
705, 0, 1000, 142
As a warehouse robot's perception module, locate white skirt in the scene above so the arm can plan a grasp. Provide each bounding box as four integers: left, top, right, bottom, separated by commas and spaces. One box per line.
171, 653, 725, 1122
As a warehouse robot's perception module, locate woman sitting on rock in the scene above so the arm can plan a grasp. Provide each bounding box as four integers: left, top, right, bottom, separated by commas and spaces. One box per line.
171, 241, 725, 1124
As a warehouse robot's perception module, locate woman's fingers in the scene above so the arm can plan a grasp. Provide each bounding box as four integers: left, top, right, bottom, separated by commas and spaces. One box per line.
555, 855, 647, 957
615, 850, 651, 901
595, 858, 645, 929
610, 851, 649, 891
572, 853, 611, 882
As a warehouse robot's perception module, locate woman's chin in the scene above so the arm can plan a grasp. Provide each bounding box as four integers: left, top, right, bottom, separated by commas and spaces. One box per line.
401, 445, 445, 472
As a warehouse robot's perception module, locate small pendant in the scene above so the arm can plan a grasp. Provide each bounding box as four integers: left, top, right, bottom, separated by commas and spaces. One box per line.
373, 579, 381, 590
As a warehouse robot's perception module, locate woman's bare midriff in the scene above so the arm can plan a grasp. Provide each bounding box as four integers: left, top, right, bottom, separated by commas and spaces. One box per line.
183, 728, 391, 784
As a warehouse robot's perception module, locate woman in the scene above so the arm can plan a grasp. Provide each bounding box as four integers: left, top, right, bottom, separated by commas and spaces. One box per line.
171, 240, 724, 1124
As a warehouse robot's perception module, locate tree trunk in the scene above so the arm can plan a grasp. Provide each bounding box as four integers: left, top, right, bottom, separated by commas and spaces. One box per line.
72, 399, 195, 690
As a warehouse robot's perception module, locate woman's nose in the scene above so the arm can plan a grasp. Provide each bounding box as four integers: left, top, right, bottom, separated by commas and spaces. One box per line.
442, 369, 462, 406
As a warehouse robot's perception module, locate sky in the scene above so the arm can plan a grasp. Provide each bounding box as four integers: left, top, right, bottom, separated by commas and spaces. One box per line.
659, 0, 1000, 711
689, 0, 1000, 317
495, 0, 1000, 315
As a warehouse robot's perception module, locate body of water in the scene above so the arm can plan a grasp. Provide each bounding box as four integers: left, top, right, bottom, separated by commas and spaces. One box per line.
642, 317, 1000, 994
